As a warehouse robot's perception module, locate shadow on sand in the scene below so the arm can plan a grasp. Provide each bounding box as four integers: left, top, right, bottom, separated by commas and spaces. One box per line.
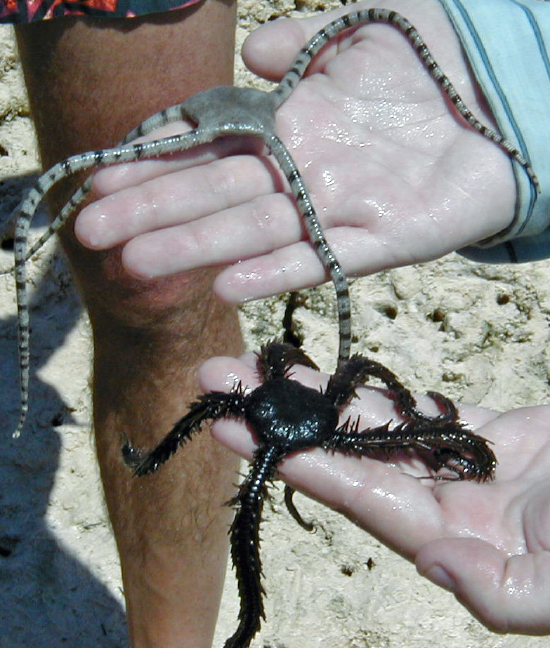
0, 173, 128, 647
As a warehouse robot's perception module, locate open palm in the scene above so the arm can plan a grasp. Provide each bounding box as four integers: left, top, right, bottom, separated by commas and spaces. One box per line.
70, 0, 550, 633
201, 353, 550, 636
75, 0, 517, 301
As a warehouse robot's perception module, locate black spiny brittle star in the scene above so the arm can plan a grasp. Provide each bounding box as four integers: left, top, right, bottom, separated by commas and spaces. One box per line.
1, 8, 539, 437
122, 294, 497, 648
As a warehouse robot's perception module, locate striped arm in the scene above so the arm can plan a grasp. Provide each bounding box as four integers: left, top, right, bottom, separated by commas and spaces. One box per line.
10, 124, 214, 437
272, 8, 538, 192
267, 133, 352, 366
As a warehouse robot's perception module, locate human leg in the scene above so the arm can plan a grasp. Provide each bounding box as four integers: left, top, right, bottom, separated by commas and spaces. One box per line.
15, 2, 241, 646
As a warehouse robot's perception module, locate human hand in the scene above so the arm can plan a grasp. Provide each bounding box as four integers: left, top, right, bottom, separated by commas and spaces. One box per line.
200, 352, 550, 635
74, 0, 517, 302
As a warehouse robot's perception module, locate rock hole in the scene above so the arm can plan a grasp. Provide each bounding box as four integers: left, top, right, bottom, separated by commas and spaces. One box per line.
428, 308, 446, 322
379, 304, 398, 320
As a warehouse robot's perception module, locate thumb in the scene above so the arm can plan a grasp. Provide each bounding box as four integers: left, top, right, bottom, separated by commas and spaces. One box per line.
416, 537, 550, 635
241, 5, 359, 81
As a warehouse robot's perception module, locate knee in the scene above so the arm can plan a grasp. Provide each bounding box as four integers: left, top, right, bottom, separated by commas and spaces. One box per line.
65, 241, 230, 333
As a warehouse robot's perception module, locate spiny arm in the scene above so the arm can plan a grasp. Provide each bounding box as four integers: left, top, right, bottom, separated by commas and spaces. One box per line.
123, 390, 247, 476
224, 445, 284, 648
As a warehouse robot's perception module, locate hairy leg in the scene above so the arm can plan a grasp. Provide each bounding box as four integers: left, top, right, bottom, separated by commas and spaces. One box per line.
15, 2, 241, 646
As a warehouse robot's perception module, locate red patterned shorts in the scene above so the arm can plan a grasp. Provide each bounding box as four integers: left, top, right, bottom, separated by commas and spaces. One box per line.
0, 0, 201, 22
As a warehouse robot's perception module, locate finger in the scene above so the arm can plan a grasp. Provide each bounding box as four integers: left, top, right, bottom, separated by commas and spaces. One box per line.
242, 17, 309, 82
417, 539, 550, 634
92, 120, 195, 194
75, 154, 281, 250
458, 406, 550, 480
199, 355, 258, 390
91, 121, 263, 195
213, 230, 401, 303
199, 354, 483, 429
120, 193, 303, 279
199, 354, 327, 398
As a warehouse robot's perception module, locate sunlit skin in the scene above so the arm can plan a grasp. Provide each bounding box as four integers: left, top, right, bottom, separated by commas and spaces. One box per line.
123, 333, 495, 646
76, 0, 515, 299
203, 353, 550, 636
70, 0, 549, 636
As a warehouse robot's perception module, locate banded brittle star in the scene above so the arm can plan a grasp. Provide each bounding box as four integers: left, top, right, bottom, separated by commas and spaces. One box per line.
1, 8, 538, 437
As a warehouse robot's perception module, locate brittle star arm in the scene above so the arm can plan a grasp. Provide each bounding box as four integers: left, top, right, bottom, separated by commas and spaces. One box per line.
224, 444, 286, 648
5, 85, 351, 435
5, 8, 540, 438
122, 388, 248, 476
271, 8, 539, 193
265, 133, 352, 366
324, 413, 497, 482
17, 101, 206, 265
5, 125, 222, 438
321, 353, 496, 480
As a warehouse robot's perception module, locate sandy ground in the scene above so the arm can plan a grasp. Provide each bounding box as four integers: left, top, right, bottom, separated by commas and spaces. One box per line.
1, 2, 550, 647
